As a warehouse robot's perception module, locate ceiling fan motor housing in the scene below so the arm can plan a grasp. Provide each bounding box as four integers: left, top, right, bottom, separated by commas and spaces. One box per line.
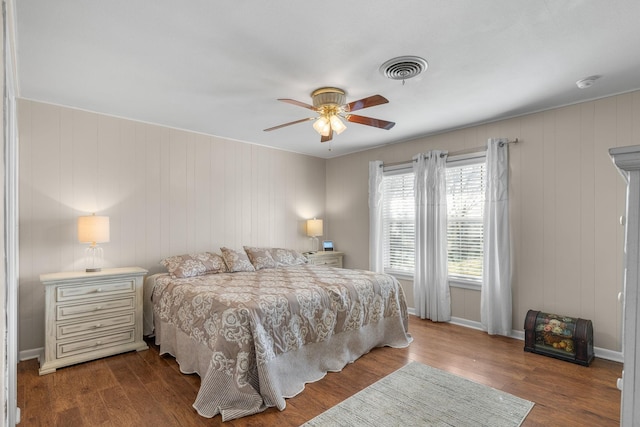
311, 87, 346, 108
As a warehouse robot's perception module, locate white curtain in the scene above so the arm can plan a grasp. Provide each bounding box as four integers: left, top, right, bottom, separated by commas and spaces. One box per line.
481, 138, 512, 335
413, 151, 451, 321
368, 160, 384, 272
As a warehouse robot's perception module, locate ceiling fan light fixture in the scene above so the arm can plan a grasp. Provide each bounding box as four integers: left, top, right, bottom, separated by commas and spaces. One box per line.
330, 115, 347, 134
313, 116, 331, 136
266, 87, 395, 143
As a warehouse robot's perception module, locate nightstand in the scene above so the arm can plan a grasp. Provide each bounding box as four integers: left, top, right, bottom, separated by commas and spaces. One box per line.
39, 267, 148, 375
305, 251, 344, 268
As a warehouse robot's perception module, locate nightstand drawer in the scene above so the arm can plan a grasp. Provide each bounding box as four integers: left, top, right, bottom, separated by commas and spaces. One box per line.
56, 296, 135, 321
304, 251, 344, 268
311, 258, 341, 267
57, 330, 135, 359
56, 279, 135, 303
57, 312, 135, 340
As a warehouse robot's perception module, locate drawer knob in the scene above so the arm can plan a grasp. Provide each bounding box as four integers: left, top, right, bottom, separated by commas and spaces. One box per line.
94, 324, 102, 328
95, 341, 102, 346
96, 288, 103, 293
94, 306, 103, 311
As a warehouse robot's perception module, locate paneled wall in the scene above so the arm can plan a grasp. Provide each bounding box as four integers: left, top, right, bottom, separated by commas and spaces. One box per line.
18, 99, 326, 352
327, 91, 640, 352
18, 92, 640, 354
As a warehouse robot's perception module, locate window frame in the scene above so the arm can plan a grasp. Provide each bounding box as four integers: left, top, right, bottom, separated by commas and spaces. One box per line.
379, 152, 487, 289
381, 166, 416, 278
445, 152, 486, 290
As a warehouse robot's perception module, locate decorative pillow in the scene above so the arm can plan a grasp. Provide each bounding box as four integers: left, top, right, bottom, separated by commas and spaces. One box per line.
243, 246, 277, 270
270, 248, 308, 267
220, 247, 256, 272
160, 252, 228, 278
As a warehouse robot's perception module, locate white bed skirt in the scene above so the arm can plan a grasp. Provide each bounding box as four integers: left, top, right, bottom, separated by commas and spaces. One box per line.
154, 315, 412, 420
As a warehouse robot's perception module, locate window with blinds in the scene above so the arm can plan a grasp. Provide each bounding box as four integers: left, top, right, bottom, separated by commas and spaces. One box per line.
380, 156, 486, 283
382, 171, 415, 275
446, 159, 486, 283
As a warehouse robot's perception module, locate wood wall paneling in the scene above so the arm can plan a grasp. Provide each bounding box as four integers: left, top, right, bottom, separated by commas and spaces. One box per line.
325, 91, 640, 353
578, 102, 596, 323
17, 100, 326, 352
518, 113, 545, 319
17, 91, 640, 354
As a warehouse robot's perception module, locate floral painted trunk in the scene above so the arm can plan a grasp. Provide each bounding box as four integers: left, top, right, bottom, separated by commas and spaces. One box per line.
524, 310, 594, 366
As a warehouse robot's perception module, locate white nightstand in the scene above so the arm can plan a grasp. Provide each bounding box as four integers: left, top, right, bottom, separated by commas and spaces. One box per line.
39, 267, 148, 375
305, 251, 344, 268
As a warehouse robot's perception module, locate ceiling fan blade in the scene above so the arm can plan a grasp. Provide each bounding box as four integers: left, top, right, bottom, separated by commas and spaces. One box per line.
321, 131, 333, 143
345, 95, 389, 112
346, 114, 395, 130
264, 117, 315, 132
278, 98, 317, 111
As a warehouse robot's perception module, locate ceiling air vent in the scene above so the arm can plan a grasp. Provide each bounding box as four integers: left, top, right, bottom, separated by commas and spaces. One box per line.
379, 56, 428, 82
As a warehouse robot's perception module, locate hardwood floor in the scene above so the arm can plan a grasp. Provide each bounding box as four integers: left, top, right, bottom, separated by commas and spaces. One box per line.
18, 316, 622, 426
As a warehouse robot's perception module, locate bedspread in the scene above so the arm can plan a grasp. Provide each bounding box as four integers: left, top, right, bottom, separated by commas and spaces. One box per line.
151, 264, 412, 420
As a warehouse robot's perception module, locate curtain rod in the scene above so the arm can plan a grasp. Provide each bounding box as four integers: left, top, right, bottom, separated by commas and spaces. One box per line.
380, 138, 519, 168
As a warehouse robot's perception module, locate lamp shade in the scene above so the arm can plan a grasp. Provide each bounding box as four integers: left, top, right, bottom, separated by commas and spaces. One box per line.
306, 218, 323, 237
329, 115, 347, 134
312, 116, 331, 137
78, 215, 110, 244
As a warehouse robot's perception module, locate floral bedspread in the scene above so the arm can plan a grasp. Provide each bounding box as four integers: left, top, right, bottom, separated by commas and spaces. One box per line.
151, 264, 412, 420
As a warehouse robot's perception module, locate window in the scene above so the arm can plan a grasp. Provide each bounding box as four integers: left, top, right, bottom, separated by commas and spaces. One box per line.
446, 158, 486, 284
382, 171, 415, 275
380, 155, 486, 284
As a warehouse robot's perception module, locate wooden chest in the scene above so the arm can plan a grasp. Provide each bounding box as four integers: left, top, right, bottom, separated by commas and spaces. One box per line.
524, 310, 594, 366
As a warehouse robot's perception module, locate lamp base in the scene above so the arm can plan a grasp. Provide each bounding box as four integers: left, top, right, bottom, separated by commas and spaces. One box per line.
310, 236, 320, 252
85, 245, 104, 273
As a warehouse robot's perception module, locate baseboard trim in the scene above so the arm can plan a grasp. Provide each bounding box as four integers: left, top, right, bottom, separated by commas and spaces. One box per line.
20, 316, 624, 365
19, 347, 42, 362
449, 316, 485, 332
595, 347, 624, 363
431, 315, 624, 363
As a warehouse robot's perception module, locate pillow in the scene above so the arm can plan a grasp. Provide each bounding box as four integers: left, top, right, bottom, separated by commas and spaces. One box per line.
220, 247, 256, 272
243, 246, 277, 270
270, 248, 308, 267
161, 252, 228, 278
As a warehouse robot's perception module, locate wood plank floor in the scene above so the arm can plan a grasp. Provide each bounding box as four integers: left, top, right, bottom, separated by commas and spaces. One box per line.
18, 316, 622, 426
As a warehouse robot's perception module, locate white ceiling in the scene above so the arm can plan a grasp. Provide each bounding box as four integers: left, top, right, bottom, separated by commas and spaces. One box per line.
13, 0, 640, 158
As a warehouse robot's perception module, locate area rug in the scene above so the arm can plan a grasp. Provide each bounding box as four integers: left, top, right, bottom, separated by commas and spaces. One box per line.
302, 361, 534, 427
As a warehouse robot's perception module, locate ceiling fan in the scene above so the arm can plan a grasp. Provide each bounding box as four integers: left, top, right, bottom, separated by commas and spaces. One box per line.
264, 87, 395, 143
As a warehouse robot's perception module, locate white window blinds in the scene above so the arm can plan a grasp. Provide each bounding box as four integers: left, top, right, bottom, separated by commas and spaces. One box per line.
380, 156, 486, 282
382, 171, 415, 274
446, 159, 486, 282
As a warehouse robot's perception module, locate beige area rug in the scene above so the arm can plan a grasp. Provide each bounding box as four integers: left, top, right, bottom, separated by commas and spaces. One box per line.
302, 361, 534, 427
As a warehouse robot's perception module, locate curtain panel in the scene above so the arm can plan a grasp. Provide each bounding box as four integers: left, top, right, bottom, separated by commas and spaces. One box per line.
413, 151, 451, 321
368, 160, 384, 272
481, 138, 512, 335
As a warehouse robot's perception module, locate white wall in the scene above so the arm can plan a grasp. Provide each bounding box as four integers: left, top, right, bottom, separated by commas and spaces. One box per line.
17, 99, 326, 353
327, 91, 640, 352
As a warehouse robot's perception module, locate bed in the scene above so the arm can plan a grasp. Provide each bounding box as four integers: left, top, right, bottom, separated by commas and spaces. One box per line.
143, 247, 412, 421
